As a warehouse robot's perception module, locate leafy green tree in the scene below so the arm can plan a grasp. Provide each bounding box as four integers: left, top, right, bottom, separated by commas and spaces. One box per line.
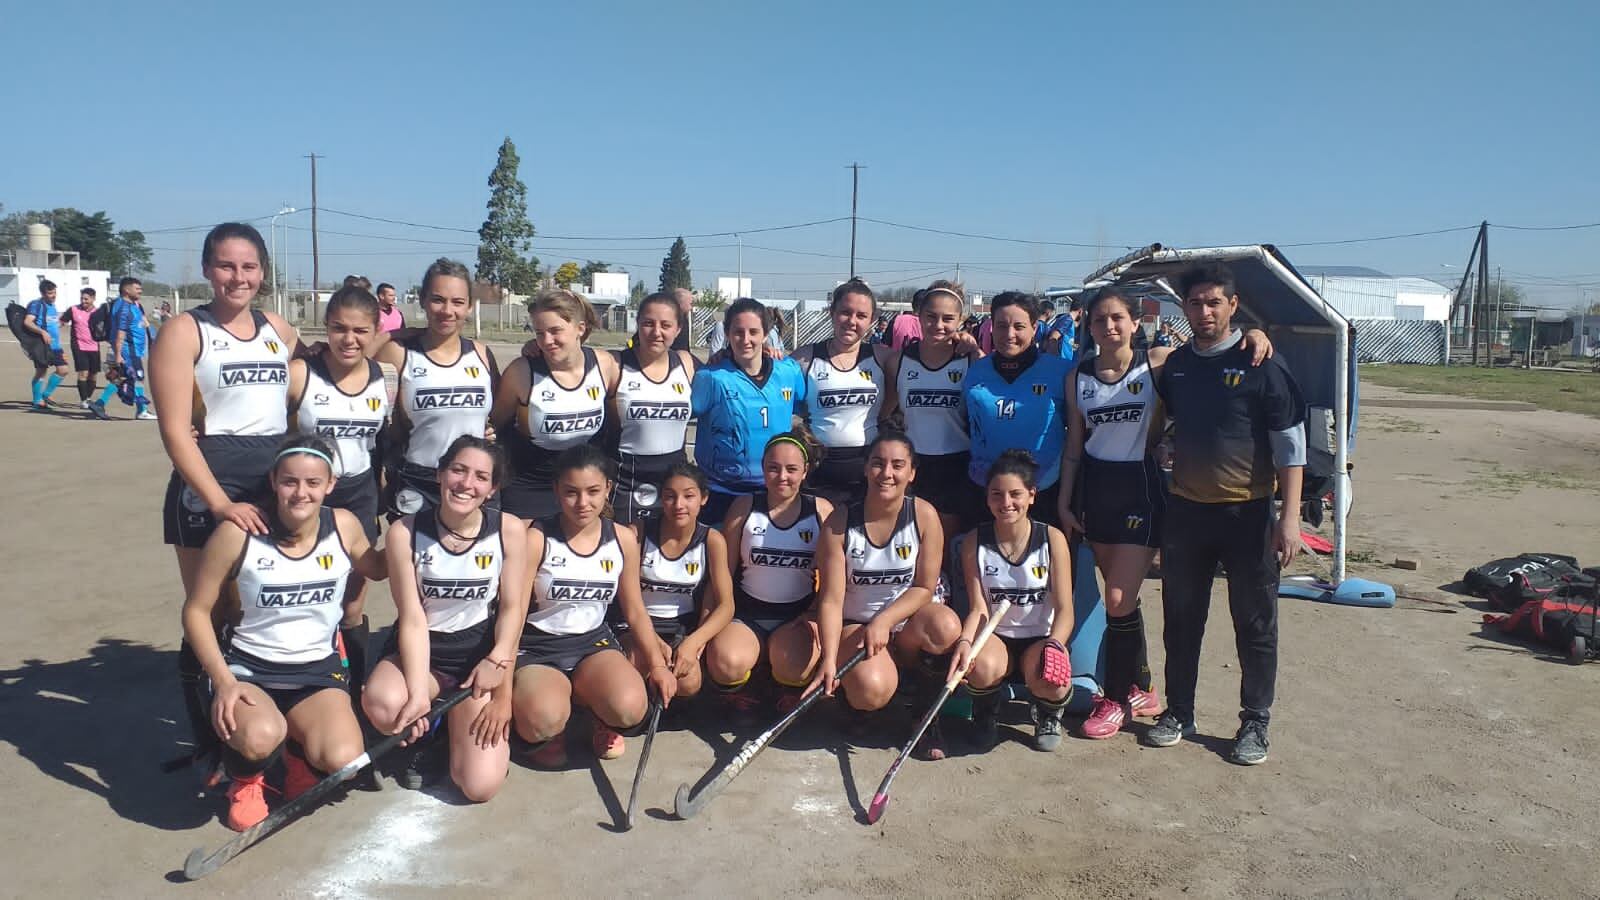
554, 261, 581, 289
0, 207, 152, 274
658, 236, 691, 292
628, 279, 647, 307
476, 137, 540, 295
694, 288, 727, 311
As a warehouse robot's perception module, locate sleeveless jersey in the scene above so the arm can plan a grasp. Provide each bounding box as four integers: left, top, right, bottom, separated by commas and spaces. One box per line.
739, 494, 821, 605
297, 358, 388, 477
640, 523, 709, 620
516, 348, 607, 481
230, 508, 352, 664
841, 499, 920, 624
191, 308, 291, 436
397, 336, 492, 469
974, 521, 1054, 638
411, 509, 503, 633
529, 518, 622, 635
896, 341, 971, 455
803, 342, 884, 449
1075, 350, 1158, 463
614, 348, 693, 457
963, 351, 1070, 488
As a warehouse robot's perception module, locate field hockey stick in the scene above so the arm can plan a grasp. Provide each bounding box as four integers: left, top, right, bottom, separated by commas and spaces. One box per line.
674, 647, 868, 820
623, 696, 664, 831
865, 598, 1012, 825
182, 687, 473, 881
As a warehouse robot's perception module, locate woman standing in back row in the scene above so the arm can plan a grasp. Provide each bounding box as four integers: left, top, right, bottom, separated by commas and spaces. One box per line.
608, 292, 698, 524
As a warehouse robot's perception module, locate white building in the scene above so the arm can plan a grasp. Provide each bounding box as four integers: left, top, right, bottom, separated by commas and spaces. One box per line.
0, 224, 113, 310
1299, 266, 1453, 321
716, 276, 752, 300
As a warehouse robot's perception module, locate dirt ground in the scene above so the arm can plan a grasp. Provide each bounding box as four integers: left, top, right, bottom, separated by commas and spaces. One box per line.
1, 347, 1598, 899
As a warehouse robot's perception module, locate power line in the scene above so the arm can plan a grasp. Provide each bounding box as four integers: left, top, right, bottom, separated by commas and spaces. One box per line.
859, 216, 1114, 248
1275, 224, 1482, 248
1493, 220, 1600, 232
317, 207, 851, 241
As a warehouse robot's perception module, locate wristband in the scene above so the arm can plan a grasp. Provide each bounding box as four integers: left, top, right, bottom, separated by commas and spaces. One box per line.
487, 657, 512, 669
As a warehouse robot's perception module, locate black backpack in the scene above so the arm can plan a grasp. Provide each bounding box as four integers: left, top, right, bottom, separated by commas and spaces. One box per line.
1464, 553, 1588, 612
5, 302, 27, 341
88, 302, 112, 342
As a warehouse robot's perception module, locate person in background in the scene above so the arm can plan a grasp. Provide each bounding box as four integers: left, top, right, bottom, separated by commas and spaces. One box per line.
889, 298, 924, 349
343, 274, 373, 292
670, 287, 695, 352
90, 277, 154, 420
21, 280, 70, 411
765, 309, 787, 354
1154, 321, 1178, 348
376, 282, 404, 333
1043, 299, 1085, 363
65, 287, 103, 408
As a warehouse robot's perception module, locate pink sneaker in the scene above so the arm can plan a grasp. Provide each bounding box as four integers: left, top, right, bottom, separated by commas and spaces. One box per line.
1127, 685, 1165, 719
1079, 695, 1128, 739
592, 723, 625, 760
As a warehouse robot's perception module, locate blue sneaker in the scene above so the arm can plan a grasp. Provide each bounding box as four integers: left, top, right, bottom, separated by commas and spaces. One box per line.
1228, 719, 1270, 766
87, 400, 111, 420
1142, 712, 1196, 748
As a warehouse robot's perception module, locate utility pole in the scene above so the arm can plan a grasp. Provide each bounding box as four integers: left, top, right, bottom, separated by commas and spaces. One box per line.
955, 262, 961, 282
846, 163, 864, 279
306, 153, 322, 295
735, 233, 743, 296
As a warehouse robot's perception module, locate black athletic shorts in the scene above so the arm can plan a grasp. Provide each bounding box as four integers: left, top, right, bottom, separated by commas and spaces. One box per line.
615, 612, 698, 646
914, 451, 983, 529
515, 623, 622, 674
382, 617, 497, 694
500, 474, 557, 523
327, 468, 381, 542
163, 434, 282, 548
734, 588, 814, 640
997, 633, 1046, 672
612, 450, 685, 526
72, 346, 101, 372
1078, 456, 1165, 548
18, 331, 52, 368
218, 647, 350, 712
807, 444, 866, 498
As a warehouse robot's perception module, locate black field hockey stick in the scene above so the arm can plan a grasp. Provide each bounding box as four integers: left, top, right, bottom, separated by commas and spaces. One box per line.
181, 687, 472, 881
674, 647, 868, 820
623, 697, 664, 831
865, 598, 1012, 825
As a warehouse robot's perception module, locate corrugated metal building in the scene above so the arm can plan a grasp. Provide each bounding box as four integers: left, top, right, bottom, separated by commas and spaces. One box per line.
1297, 266, 1454, 321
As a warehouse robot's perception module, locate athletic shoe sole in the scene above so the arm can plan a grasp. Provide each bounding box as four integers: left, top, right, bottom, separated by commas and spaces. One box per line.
1229, 749, 1269, 766
1142, 722, 1196, 748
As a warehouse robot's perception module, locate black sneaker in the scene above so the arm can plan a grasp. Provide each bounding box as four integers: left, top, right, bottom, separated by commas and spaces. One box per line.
1143, 712, 1196, 748
1030, 700, 1065, 752
970, 694, 1001, 751
395, 735, 444, 789
1228, 719, 1270, 766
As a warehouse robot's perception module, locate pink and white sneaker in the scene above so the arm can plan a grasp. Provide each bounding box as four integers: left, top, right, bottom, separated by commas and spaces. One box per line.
1079, 695, 1128, 740
1127, 686, 1165, 719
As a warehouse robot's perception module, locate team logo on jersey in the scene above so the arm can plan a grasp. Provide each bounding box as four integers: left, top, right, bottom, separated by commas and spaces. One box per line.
1222, 368, 1243, 388
906, 369, 920, 380
781, 388, 793, 401
983, 564, 999, 575
1129, 381, 1143, 395
849, 546, 866, 559
815, 369, 830, 381
1081, 387, 1096, 400
751, 524, 767, 535
540, 390, 556, 402
799, 529, 814, 543
600, 558, 615, 573
1032, 383, 1047, 396
587, 386, 602, 401
316, 553, 334, 570
1126, 514, 1144, 531
548, 555, 567, 567
411, 366, 427, 377
475, 552, 494, 570
417, 551, 435, 566
859, 370, 873, 381
672, 382, 686, 394
265, 340, 281, 354
466, 366, 482, 379
367, 397, 382, 411
256, 557, 277, 570
219, 361, 288, 387
947, 371, 962, 383
894, 544, 912, 561
211, 339, 231, 351
313, 393, 330, 406
1031, 564, 1047, 579
686, 562, 699, 577
415, 387, 487, 410
627, 380, 641, 390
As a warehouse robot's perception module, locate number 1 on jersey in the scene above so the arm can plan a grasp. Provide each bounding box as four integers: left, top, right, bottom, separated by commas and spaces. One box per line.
760, 406, 769, 428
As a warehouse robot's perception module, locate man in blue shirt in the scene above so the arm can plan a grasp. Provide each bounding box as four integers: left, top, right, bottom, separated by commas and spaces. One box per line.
89, 277, 153, 420
20, 280, 70, 411
1043, 299, 1083, 362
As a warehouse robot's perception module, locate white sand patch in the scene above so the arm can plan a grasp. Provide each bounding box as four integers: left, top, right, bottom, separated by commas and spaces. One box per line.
309, 790, 453, 899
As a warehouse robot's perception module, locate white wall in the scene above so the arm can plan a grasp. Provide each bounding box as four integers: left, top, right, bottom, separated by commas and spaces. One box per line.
1394, 288, 1452, 322
0, 266, 114, 308
717, 276, 752, 299
589, 271, 629, 298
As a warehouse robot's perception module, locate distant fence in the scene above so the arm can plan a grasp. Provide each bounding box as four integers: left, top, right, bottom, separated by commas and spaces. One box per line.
689, 305, 834, 352
1353, 319, 1446, 365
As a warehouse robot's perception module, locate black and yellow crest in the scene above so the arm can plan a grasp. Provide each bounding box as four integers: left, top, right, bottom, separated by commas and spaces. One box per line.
1222, 368, 1243, 388
265, 340, 281, 354
366, 397, 382, 411
1126, 514, 1144, 531
316, 553, 334, 570
948, 371, 963, 383
1031, 383, 1047, 396
781, 388, 793, 401
1031, 565, 1047, 580
799, 529, 814, 543
686, 562, 699, 577
587, 386, 602, 401
1129, 381, 1143, 395
466, 366, 482, 379
894, 544, 912, 561
672, 382, 686, 394
474, 552, 494, 570
601, 558, 614, 573
860, 370, 873, 381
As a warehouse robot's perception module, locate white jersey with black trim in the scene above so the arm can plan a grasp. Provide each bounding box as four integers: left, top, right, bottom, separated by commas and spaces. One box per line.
640, 522, 708, 620
192, 307, 291, 436
230, 508, 352, 664
803, 342, 884, 448
522, 347, 607, 453
739, 494, 821, 605
297, 358, 387, 477
974, 520, 1054, 638
411, 509, 503, 634
614, 348, 692, 457
895, 340, 971, 455
841, 499, 920, 624
528, 518, 622, 636
1075, 350, 1157, 463
398, 337, 492, 469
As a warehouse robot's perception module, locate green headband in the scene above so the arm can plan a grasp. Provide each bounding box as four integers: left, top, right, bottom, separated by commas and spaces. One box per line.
766, 435, 810, 463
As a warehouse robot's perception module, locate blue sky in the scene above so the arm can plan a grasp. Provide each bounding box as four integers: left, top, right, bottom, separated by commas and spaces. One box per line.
4, 1, 1596, 307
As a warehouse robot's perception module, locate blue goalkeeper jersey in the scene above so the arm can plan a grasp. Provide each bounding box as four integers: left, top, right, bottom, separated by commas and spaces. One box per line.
962, 351, 1070, 489
691, 355, 807, 493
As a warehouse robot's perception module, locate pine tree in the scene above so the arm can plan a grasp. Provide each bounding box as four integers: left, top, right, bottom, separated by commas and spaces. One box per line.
658, 236, 692, 292
477, 137, 540, 295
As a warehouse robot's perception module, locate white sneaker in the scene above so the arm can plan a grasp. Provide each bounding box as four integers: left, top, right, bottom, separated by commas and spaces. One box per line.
80, 400, 90, 409
136, 409, 157, 421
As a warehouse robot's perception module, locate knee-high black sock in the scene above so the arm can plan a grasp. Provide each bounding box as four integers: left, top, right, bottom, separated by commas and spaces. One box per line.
178, 639, 221, 758
1131, 608, 1153, 692
222, 741, 282, 779
1105, 611, 1146, 701
77, 379, 92, 401
340, 616, 370, 692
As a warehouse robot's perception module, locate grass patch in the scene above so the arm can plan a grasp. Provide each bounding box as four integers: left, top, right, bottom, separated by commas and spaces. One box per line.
1466, 461, 1598, 497
1364, 415, 1429, 433
1361, 365, 1600, 418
